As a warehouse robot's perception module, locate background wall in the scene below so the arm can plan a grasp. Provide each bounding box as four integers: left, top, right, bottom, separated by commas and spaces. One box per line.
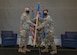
0, 0, 77, 45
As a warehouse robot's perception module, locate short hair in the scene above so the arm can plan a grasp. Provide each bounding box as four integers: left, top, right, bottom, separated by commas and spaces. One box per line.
44, 9, 48, 12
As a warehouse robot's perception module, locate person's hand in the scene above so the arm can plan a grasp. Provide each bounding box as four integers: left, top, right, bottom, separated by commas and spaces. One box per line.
33, 24, 36, 27
36, 13, 40, 19
32, 23, 37, 27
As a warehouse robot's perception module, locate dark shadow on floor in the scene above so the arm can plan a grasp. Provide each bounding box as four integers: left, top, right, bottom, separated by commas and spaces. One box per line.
0, 45, 77, 55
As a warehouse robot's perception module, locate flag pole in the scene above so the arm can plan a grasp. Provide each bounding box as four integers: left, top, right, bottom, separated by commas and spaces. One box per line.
33, 3, 40, 46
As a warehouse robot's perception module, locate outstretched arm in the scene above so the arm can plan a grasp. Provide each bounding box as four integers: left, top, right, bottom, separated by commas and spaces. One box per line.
37, 16, 53, 30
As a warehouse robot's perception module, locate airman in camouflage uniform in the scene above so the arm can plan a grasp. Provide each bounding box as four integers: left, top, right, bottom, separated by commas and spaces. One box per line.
18, 7, 35, 53
36, 9, 57, 54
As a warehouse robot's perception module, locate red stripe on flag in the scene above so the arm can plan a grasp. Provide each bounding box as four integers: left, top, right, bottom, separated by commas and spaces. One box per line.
29, 25, 35, 42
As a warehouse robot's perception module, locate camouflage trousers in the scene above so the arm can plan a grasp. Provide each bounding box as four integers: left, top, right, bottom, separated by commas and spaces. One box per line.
41, 31, 57, 51
36, 31, 42, 45
19, 29, 30, 47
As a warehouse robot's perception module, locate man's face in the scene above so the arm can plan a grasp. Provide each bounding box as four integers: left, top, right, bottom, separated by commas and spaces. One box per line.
44, 11, 48, 17
24, 7, 30, 14
44, 11, 48, 14
24, 7, 30, 11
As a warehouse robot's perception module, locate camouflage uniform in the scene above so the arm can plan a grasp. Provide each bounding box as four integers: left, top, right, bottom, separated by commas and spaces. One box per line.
37, 15, 57, 51
31, 18, 43, 47
19, 12, 34, 48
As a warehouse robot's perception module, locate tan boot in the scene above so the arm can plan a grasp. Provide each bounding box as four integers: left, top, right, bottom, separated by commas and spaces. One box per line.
18, 48, 25, 53
50, 51, 57, 54
36, 43, 42, 47
41, 48, 49, 52
23, 47, 31, 52
40, 45, 43, 47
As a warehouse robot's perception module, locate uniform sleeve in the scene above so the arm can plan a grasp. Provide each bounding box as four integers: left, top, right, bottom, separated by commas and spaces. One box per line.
37, 16, 53, 30
20, 14, 24, 30
26, 17, 36, 26
37, 19, 48, 30
20, 14, 24, 25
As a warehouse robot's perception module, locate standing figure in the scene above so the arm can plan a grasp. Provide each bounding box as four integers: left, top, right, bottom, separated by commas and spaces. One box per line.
18, 7, 35, 53
36, 9, 57, 54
